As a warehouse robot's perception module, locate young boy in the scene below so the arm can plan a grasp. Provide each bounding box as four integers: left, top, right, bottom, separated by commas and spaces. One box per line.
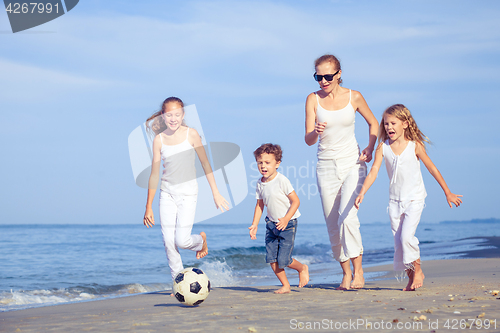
248, 143, 309, 294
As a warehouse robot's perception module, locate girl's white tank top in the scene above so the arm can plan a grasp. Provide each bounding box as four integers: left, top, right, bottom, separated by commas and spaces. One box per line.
315, 90, 360, 162
382, 140, 427, 201
159, 128, 198, 196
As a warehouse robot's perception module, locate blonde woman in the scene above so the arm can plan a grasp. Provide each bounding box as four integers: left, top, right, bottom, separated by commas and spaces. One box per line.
305, 54, 379, 290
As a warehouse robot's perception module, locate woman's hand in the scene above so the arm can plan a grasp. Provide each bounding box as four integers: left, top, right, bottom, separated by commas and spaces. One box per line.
354, 194, 364, 209
359, 147, 373, 163
144, 207, 155, 228
315, 121, 327, 135
213, 192, 230, 212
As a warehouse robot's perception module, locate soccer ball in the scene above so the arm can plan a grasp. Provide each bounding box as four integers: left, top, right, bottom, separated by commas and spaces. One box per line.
173, 267, 211, 306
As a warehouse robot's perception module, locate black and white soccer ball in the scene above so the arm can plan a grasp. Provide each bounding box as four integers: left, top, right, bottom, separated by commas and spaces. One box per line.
173, 267, 211, 306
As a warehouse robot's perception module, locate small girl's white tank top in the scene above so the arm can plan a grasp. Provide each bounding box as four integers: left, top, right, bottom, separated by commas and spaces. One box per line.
316, 90, 360, 162
160, 128, 198, 196
382, 140, 427, 201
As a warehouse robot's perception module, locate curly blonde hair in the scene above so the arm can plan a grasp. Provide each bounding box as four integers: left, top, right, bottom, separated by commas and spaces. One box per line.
379, 104, 430, 149
145, 97, 186, 138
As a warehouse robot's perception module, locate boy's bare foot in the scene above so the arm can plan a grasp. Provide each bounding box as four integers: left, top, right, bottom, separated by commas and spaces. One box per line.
336, 273, 352, 290
274, 286, 291, 294
298, 264, 309, 288
196, 232, 208, 259
350, 270, 364, 289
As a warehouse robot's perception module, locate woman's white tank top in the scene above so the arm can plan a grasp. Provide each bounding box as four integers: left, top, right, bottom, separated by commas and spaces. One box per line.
382, 140, 427, 201
316, 90, 360, 162
160, 128, 198, 196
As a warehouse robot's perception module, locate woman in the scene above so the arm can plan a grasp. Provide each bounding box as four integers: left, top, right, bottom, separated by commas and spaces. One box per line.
305, 55, 378, 290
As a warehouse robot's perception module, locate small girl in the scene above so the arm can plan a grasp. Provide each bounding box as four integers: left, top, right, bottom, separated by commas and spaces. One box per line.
355, 104, 462, 291
143, 97, 229, 291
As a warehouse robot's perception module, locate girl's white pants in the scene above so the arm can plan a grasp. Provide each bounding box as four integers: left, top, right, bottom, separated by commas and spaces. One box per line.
159, 191, 203, 281
388, 199, 425, 271
317, 158, 366, 263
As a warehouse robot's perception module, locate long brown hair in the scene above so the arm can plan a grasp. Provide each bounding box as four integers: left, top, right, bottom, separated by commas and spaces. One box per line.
145, 97, 185, 138
379, 104, 430, 149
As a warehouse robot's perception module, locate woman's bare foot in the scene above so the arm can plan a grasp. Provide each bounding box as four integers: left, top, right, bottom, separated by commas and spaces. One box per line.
336, 273, 352, 290
274, 286, 291, 294
350, 270, 365, 289
298, 264, 309, 287
196, 232, 208, 259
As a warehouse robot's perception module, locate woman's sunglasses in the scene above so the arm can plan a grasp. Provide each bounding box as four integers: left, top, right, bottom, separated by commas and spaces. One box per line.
313, 70, 340, 82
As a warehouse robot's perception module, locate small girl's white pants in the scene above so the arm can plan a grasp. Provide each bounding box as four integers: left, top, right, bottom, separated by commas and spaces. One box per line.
317, 158, 366, 263
159, 190, 203, 281
388, 199, 425, 271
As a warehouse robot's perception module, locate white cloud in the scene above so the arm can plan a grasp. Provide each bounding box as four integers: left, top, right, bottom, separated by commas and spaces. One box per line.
0, 58, 127, 102
3, 0, 499, 90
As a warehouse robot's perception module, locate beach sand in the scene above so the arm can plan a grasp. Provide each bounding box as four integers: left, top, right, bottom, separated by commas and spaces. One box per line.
1, 258, 499, 332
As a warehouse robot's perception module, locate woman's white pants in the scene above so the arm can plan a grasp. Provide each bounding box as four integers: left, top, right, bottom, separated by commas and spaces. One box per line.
317, 158, 366, 263
388, 199, 425, 271
159, 191, 203, 281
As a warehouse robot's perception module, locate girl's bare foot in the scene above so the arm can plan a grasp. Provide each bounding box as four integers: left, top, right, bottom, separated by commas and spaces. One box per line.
350, 270, 365, 289
411, 270, 424, 290
274, 286, 291, 294
336, 273, 352, 290
403, 270, 414, 291
404, 260, 424, 291
298, 265, 309, 287
196, 232, 208, 259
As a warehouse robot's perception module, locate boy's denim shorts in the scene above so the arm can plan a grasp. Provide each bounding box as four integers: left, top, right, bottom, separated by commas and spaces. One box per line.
265, 217, 297, 269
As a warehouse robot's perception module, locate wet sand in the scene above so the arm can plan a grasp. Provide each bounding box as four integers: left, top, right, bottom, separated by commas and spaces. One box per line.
1, 258, 499, 332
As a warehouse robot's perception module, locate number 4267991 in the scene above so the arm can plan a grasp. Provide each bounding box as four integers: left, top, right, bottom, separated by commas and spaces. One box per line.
5, 3, 60, 14
444, 319, 496, 329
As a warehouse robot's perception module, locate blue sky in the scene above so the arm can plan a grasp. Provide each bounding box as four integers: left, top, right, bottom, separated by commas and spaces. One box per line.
1, 0, 499, 225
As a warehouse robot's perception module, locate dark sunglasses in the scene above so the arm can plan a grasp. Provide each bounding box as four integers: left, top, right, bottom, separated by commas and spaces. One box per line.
313, 70, 340, 82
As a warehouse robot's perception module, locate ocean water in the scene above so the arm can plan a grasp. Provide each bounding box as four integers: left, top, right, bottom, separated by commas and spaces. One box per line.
1, 221, 499, 312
